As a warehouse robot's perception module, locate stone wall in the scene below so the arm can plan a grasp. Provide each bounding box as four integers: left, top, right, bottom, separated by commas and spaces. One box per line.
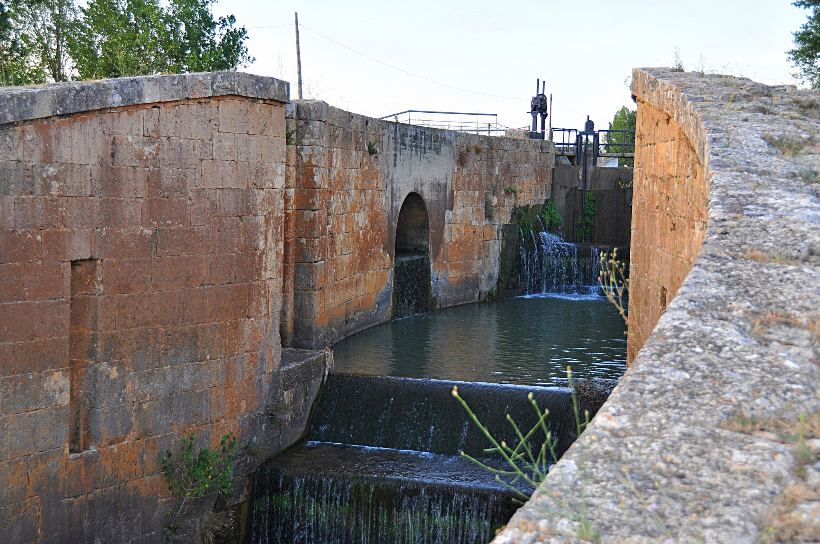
496, 69, 819, 542
551, 164, 632, 246
282, 101, 554, 348
0, 74, 328, 543
626, 98, 707, 362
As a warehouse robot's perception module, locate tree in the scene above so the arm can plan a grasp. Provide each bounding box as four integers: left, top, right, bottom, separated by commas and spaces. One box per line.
165, 0, 253, 73
68, 0, 174, 79
789, 0, 820, 88
0, 1, 46, 84
0, 0, 74, 84
606, 106, 636, 167
67, 0, 252, 79
0, 0, 252, 84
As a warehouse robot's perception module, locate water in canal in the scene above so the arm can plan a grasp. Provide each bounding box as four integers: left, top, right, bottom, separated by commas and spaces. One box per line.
331, 294, 627, 386
247, 231, 628, 543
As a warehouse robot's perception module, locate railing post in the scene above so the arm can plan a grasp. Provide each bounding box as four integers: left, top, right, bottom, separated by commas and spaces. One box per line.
593, 132, 600, 164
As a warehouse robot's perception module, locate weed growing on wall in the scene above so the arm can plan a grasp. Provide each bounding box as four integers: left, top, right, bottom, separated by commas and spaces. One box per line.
513, 200, 562, 234
579, 192, 597, 242
543, 199, 562, 230
451, 367, 589, 502
160, 432, 237, 526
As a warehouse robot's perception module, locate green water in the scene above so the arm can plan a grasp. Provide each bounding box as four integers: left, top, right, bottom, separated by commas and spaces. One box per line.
332, 294, 627, 386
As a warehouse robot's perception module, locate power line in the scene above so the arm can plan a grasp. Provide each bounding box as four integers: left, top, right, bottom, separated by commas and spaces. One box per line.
246, 23, 294, 29
296, 23, 519, 101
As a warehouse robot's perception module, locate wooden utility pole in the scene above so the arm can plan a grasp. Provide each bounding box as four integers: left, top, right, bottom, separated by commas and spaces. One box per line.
548, 93, 553, 140
295, 12, 303, 99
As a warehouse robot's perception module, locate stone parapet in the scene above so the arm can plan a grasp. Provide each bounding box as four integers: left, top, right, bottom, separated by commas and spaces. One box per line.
496, 69, 819, 542
0, 72, 289, 125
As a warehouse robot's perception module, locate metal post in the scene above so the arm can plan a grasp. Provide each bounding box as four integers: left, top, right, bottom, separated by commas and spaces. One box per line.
582, 133, 589, 192
531, 79, 539, 136
593, 132, 600, 165
575, 134, 582, 166
548, 93, 553, 140
294, 12, 303, 100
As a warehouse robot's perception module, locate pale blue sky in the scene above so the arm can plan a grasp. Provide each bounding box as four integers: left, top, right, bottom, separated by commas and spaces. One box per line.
218, 0, 807, 131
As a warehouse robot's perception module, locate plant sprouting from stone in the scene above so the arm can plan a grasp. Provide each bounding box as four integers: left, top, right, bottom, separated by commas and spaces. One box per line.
504, 185, 518, 195
451, 366, 589, 502
159, 432, 237, 524
367, 141, 378, 156
672, 47, 684, 72
579, 192, 597, 242
543, 199, 562, 230
598, 248, 628, 327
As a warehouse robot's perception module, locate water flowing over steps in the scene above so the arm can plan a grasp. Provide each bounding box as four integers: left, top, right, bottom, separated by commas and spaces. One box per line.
520, 230, 603, 296
248, 375, 609, 544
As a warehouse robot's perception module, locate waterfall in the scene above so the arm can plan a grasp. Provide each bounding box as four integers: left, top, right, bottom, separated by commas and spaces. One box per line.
249, 455, 519, 544
247, 375, 591, 544
519, 230, 602, 296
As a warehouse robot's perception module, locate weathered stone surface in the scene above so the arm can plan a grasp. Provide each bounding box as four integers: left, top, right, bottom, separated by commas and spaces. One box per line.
281, 101, 555, 348
0, 74, 323, 544
0, 72, 288, 125
495, 69, 819, 543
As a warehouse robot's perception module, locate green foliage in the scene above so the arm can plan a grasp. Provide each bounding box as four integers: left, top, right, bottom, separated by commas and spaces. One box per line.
166, 0, 251, 72
68, 0, 173, 79
789, 0, 820, 88
543, 199, 562, 230
285, 128, 295, 146
367, 141, 378, 156
68, 0, 252, 79
0, 0, 252, 85
607, 106, 636, 167
0, 1, 44, 84
503, 185, 518, 195
451, 366, 589, 502
514, 200, 561, 234
579, 192, 597, 243
159, 432, 237, 503
0, 0, 75, 84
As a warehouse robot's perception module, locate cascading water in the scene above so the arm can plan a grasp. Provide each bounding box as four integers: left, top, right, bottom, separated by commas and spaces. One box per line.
519, 228, 602, 296
247, 375, 598, 544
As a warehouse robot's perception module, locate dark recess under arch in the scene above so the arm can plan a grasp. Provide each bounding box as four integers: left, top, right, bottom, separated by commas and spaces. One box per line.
393, 193, 433, 317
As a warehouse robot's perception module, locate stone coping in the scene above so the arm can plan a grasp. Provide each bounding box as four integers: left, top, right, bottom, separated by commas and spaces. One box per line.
0, 71, 289, 125
496, 69, 819, 542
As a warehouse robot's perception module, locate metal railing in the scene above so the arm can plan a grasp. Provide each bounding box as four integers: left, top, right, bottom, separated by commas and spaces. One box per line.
597, 129, 635, 157
550, 128, 579, 156
379, 110, 507, 135
550, 128, 635, 165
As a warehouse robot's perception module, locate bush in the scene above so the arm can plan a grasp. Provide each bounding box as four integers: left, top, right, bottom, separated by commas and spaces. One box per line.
159, 432, 237, 524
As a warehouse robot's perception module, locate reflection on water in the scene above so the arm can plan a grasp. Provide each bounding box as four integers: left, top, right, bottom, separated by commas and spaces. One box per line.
332, 295, 627, 386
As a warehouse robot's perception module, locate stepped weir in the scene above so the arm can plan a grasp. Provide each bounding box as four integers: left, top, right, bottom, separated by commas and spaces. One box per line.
247, 376, 604, 544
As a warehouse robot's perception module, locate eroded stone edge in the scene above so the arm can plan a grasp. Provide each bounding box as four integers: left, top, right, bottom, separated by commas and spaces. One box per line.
0, 71, 290, 125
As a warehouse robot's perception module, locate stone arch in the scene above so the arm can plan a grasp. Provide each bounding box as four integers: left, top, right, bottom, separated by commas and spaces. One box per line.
393, 192, 432, 317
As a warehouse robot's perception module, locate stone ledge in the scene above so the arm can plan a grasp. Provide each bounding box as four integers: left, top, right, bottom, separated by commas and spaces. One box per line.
0, 71, 289, 126
496, 69, 819, 542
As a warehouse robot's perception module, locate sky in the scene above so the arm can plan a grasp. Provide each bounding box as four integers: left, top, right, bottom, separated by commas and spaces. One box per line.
216, 0, 808, 132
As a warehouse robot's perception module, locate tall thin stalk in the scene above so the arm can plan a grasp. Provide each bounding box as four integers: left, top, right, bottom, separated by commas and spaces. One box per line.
452, 367, 589, 501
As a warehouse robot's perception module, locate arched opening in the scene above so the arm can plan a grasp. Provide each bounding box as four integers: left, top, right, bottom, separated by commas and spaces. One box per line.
393, 193, 432, 318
